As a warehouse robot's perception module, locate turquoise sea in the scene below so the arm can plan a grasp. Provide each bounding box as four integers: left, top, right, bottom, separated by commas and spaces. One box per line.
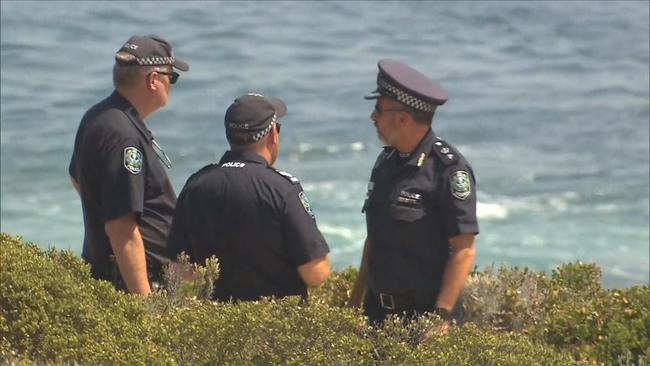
1, 1, 649, 288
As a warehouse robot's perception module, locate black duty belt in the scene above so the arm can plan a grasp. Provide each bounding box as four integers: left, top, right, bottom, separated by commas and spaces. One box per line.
375, 290, 435, 311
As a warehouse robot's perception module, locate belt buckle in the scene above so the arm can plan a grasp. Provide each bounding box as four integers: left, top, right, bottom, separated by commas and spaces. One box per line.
379, 292, 395, 310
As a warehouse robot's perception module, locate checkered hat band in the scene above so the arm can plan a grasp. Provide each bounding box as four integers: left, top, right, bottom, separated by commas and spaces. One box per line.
251, 114, 277, 142
136, 56, 176, 66
377, 78, 435, 113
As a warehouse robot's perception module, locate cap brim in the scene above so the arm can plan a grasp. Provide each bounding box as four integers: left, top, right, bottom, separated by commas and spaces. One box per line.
172, 57, 189, 72
364, 88, 381, 100
267, 97, 287, 118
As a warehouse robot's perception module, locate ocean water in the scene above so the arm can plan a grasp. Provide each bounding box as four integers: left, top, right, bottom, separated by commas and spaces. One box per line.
1, 1, 648, 288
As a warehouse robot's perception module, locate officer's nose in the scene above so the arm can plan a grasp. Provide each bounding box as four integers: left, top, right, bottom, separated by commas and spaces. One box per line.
371, 110, 378, 123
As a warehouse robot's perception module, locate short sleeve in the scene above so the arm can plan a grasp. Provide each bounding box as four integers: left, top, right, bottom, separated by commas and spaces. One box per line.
439, 163, 479, 238
69, 154, 77, 180
99, 136, 146, 222
281, 184, 330, 266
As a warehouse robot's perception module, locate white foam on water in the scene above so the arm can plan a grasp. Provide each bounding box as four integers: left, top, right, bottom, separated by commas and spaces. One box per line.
478, 191, 584, 216
326, 145, 341, 154
477, 201, 509, 220
301, 181, 339, 192
350, 142, 364, 151
298, 143, 312, 153
318, 223, 360, 242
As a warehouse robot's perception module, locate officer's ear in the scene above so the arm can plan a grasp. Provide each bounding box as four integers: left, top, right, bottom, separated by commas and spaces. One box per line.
264, 125, 279, 147
270, 124, 279, 145
397, 110, 411, 126
147, 72, 159, 91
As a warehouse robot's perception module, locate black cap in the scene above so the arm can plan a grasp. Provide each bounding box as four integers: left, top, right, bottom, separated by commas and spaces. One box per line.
116, 35, 189, 71
365, 59, 447, 112
224, 93, 287, 142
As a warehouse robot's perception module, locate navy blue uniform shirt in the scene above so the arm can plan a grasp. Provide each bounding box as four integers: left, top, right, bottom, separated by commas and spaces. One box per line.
69, 91, 176, 283
363, 129, 479, 302
167, 150, 330, 301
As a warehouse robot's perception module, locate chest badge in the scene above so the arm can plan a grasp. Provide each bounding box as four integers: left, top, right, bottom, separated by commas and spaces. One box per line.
123, 147, 143, 175
450, 170, 471, 200
397, 190, 422, 205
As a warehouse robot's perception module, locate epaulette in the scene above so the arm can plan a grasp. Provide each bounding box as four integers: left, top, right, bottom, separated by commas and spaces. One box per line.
272, 168, 300, 184
186, 163, 217, 184
431, 136, 459, 166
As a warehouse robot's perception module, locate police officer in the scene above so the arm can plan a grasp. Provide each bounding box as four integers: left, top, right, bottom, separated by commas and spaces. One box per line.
349, 59, 479, 325
166, 93, 331, 301
69, 35, 189, 295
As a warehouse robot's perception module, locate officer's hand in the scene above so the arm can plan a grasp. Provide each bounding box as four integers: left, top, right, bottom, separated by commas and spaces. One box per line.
419, 320, 450, 343
347, 296, 362, 308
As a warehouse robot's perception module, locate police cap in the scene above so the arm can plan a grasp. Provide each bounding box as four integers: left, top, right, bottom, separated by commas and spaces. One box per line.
365, 59, 447, 112
116, 35, 189, 72
225, 93, 287, 142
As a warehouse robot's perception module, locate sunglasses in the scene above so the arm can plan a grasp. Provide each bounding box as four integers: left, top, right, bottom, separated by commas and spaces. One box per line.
275, 122, 281, 134
373, 104, 407, 115
149, 70, 179, 84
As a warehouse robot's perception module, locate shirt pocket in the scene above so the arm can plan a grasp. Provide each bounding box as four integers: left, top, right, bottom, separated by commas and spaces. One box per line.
145, 151, 165, 197
388, 203, 427, 222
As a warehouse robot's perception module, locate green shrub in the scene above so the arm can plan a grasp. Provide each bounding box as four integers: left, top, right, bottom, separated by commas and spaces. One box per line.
308, 266, 357, 307
0, 233, 170, 365
2, 233, 647, 366
149, 297, 373, 365
459, 261, 650, 365
419, 322, 575, 365
463, 264, 547, 332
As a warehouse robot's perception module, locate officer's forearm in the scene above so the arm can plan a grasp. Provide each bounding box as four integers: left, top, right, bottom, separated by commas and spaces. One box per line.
105, 213, 151, 295
349, 238, 370, 307
436, 234, 476, 311
298, 254, 330, 287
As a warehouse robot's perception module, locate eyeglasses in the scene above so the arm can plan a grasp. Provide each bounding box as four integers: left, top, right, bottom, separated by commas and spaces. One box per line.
275, 122, 281, 134
152, 138, 172, 169
148, 70, 179, 84
373, 105, 407, 115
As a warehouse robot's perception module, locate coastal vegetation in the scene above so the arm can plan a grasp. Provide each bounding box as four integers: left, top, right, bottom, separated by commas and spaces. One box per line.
1, 232, 648, 365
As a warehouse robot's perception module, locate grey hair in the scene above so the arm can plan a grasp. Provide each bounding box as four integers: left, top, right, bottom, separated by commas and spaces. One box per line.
406, 105, 435, 125
113, 52, 166, 89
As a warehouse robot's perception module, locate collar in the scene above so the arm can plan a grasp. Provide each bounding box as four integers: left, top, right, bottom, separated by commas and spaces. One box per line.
218, 150, 269, 166
405, 128, 436, 167
111, 90, 152, 140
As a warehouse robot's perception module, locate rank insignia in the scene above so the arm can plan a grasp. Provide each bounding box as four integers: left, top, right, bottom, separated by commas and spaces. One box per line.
123, 147, 143, 174
450, 170, 471, 200
298, 191, 315, 218
416, 153, 426, 167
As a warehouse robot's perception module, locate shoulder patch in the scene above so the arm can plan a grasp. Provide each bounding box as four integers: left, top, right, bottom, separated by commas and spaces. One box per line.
450, 170, 472, 200
432, 137, 459, 166
123, 147, 143, 174
272, 168, 300, 184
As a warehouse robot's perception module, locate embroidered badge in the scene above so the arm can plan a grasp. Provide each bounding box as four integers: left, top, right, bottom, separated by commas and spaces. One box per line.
123, 147, 143, 174
450, 171, 471, 200
298, 191, 315, 218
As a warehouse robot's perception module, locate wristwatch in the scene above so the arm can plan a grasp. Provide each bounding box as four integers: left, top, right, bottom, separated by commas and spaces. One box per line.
435, 307, 453, 321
